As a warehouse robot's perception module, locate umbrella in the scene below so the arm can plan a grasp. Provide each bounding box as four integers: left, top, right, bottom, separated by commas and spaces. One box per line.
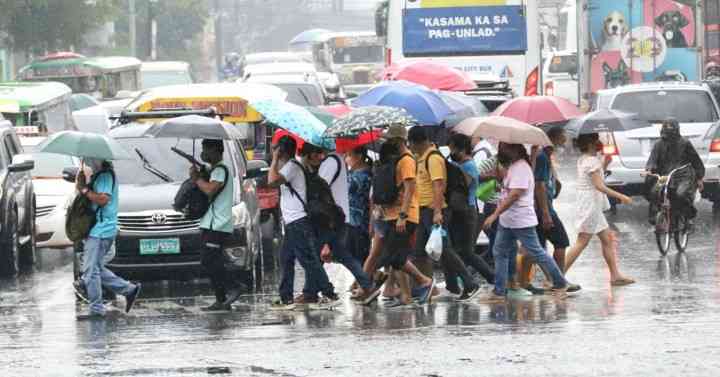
289, 29, 331, 46
37, 131, 133, 160
251, 99, 335, 150
319, 103, 353, 117
142, 115, 244, 140
454, 116, 552, 146
324, 106, 416, 138
272, 129, 305, 153
438, 91, 489, 128
492, 96, 584, 126
381, 60, 477, 91
335, 130, 383, 154
306, 107, 337, 127
565, 109, 649, 137
352, 81, 453, 126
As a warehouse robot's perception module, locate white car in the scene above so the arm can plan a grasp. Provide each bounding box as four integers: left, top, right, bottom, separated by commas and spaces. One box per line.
20, 137, 78, 249
543, 51, 579, 104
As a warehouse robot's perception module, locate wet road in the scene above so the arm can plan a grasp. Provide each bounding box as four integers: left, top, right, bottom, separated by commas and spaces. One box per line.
2, 161, 720, 376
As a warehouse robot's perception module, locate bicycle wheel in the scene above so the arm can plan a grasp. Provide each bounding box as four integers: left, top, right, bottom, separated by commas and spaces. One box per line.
674, 215, 689, 253
655, 211, 671, 256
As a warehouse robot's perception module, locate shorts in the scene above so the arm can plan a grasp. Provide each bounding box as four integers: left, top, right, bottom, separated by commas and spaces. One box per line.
536, 210, 570, 249
377, 221, 417, 270
373, 219, 391, 238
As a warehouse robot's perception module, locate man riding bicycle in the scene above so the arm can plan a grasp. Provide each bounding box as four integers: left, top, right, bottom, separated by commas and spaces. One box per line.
645, 118, 705, 227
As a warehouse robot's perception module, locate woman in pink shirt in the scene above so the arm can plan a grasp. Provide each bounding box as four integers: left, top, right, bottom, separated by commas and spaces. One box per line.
480, 143, 572, 302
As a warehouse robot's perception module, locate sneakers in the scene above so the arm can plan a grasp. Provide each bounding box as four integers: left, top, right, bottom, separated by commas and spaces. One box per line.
507, 287, 533, 299
309, 295, 341, 310
124, 283, 141, 313
566, 283, 582, 293
73, 279, 89, 304
458, 285, 482, 302
201, 301, 232, 312
269, 299, 296, 311
222, 287, 244, 307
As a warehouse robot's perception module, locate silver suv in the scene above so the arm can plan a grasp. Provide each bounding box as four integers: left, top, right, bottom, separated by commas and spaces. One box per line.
595, 82, 720, 207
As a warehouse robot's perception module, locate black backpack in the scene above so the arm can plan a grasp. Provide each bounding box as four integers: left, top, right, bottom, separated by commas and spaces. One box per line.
286, 160, 345, 231
65, 170, 115, 242
174, 165, 229, 220
371, 153, 414, 205
425, 150, 471, 212
323, 154, 343, 186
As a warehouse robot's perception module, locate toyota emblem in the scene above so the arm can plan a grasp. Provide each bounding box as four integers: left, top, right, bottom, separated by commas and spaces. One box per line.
151, 213, 168, 225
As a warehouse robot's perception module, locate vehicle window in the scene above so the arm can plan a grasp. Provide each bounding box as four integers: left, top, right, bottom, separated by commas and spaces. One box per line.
332, 45, 384, 64
113, 138, 235, 186
270, 83, 324, 106
611, 90, 719, 123
4, 135, 18, 157
548, 55, 577, 74
70, 94, 99, 112
141, 70, 193, 90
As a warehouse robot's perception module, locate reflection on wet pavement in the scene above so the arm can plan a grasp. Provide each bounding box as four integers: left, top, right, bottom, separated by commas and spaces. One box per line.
1, 163, 720, 376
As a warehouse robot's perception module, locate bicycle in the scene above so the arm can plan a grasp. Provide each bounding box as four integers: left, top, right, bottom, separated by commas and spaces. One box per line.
642, 164, 692, 256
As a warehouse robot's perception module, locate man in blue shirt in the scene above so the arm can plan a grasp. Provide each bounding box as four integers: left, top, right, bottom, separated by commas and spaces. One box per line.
76, 159, 140, 319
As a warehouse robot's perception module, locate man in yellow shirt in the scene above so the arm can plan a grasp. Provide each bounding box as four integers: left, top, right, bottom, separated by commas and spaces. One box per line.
407, 126, 480, 301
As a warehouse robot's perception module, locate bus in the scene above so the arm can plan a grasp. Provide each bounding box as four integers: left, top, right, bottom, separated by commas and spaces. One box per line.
377, 0, 540, 100
18, 53, 141, 101
313, 31, 385, 86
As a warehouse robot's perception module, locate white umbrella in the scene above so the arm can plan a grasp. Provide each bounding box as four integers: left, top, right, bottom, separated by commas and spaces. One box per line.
454, 116, 552, 147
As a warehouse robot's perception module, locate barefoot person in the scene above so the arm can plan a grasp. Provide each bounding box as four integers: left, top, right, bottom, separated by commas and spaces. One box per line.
564, 133, 635, 286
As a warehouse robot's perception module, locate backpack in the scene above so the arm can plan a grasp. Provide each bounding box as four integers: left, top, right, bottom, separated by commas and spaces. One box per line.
173, 165, 229, 220
323, 154, 343, 186
286, 160, 345, 231
425, 150, 471, 212
65, 170, 115, 242
371, 153, 413, 205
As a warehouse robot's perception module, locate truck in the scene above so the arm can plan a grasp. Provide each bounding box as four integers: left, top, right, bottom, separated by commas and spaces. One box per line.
376, 0, 540, 106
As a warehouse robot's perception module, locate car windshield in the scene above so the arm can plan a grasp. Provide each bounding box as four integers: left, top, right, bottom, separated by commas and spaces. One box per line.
332, 45, 384, 64
113, 138, 234, 185
141, 70, 193, 90
270, 83, 324, 106
611, 90, 719, 123
25, 150, 75, 178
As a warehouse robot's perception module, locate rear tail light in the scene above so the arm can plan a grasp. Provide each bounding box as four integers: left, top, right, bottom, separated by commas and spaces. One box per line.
603, 144, 619, 156
385, 48, 392, 67
545, 81, 554, 96
710, 139, 720, 153
525, 66, 539, 96
601, 133, 620, 156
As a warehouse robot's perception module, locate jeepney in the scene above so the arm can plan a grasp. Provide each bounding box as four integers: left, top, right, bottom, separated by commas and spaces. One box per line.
18, 53, 142, 101
0, 82, 74, 134
314, 31, 385, 86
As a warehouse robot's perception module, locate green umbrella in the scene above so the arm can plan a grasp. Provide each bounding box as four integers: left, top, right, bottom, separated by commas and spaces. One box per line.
305, 106, 337, 127
37, 131, 133, 160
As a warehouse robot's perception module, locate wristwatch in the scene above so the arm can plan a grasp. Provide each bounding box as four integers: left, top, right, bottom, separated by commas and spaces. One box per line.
399, 212, 408, 220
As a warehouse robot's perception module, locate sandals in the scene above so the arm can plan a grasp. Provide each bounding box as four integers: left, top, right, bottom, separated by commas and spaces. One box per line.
611, 277, 636, 286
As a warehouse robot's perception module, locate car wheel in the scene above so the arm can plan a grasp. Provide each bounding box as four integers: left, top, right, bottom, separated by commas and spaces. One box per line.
19, 201, 37, 269
0, 209, 20, 277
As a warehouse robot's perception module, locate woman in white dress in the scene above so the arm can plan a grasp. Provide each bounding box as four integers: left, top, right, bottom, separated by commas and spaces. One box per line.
565, 133, 635, 286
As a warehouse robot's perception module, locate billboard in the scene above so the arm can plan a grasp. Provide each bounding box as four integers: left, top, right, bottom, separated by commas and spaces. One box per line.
588, 0, 699, 93
402, 3, 527, 55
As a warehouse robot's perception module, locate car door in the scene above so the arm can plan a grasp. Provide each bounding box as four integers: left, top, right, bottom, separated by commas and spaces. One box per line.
3, 133, 27, 225
233, 140, 258, 217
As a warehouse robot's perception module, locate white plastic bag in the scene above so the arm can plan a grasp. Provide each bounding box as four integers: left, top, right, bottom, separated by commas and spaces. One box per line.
425, 225, 445, 262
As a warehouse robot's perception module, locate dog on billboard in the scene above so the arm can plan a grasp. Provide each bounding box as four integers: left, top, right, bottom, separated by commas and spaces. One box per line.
602, 60, 630, 89
601, 11, 628, 51
655, 10, 689, 48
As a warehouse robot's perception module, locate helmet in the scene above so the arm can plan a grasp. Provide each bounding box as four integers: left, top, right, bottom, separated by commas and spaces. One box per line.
706, 61, 720, 78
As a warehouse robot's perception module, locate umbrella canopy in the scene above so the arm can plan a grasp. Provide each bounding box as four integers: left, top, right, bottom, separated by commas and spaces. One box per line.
335, 130, 383, 154
252, 99, 335, 150
492, 96, 584, 125
289, 29, 331, 45
565, 109, 650, 137
142, 115, 244, 140
382, 61, 477, 91
439, 91, 489, 128
455, 116, 552, 146
352, 81, 453, 126
37, 131, 133, 160
272, 129, 305, 153
324, 106, 415, 138
319, 103, 353, 117
306, 107, 337, 127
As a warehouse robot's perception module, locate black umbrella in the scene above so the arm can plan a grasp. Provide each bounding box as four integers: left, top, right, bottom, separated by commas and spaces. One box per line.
565, 109, 650, 137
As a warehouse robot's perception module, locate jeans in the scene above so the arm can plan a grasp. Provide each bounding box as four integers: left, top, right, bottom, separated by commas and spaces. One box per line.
317, 223, 372, 290
492, 225, 567, 296
82, 237, 135, 315
415, 207, 477, 292
449, 207, 494, 284
200, 230, 237, 303
279, 218, 334, 303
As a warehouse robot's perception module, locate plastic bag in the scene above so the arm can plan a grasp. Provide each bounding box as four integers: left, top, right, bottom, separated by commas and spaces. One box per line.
425, 225, 445, 262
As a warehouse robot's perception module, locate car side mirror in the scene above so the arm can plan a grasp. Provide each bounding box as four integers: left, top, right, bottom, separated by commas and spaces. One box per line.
62, 167, 80, 183
245, 159, 269, 179
9, 159, 34, 173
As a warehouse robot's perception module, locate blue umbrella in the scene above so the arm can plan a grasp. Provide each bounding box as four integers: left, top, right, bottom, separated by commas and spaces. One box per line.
352, 81, 454, 126
251, 99, 335, 150
438, 91, 489, 128
289, 29, 331, 46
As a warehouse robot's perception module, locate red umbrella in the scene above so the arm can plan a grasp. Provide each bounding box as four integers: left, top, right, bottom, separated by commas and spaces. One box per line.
381, 60, 477, 91
319, 103, 353, 117
335, 130, 382, 154
272, 129, 305, 153
492, 96, 584, 126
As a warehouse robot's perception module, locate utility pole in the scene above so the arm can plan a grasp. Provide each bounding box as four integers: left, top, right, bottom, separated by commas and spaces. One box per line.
129, 0, 136, 57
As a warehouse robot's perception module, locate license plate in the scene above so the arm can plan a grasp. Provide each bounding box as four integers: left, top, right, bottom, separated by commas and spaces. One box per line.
139, 238, 180, 255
